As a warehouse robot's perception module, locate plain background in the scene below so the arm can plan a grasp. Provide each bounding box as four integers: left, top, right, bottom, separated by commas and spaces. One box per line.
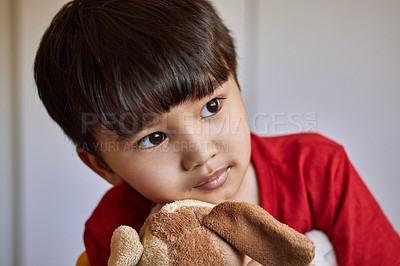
1, 0, 399, 265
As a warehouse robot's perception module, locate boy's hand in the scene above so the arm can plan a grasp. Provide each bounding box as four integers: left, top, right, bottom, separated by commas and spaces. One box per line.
247, 259, 262, 266
243, 255, 262, 266
247, 260, 315, 266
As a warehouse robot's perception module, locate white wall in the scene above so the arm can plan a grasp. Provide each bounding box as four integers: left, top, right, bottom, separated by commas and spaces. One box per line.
6, 0, 112, 265
1, 0, 398, 265
0, 0, 13, 265
252, 0, 400, 235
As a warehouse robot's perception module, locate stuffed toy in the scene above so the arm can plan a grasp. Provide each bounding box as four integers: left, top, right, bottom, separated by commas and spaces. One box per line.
108, 200, 316, 266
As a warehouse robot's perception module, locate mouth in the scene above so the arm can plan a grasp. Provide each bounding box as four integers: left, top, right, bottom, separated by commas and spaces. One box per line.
194, 167, 231, 190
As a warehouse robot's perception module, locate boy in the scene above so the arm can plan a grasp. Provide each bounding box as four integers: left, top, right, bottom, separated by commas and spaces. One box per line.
34, 0, 400, 265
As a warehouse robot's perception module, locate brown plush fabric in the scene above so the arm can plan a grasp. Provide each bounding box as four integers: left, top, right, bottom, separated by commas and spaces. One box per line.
202, 201, 315, 266
145, 205, 244, 266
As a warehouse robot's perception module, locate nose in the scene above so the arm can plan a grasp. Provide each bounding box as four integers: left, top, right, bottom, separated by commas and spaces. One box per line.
179, 131, 218, 171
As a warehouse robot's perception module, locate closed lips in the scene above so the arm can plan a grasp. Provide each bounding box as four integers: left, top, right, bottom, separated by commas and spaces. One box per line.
194, 167, 231, 190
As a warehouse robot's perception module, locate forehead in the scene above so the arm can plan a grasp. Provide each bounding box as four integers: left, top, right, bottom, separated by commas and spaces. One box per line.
136, 77, 237, 127
90, 77, 227, 142
95, 76, 238, 142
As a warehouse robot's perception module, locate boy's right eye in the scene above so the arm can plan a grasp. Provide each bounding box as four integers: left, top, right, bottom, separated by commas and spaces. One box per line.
136, 132, 166, 149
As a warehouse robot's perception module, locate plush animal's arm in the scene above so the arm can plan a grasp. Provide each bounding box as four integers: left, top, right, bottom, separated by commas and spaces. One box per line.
202, 201, 315, 266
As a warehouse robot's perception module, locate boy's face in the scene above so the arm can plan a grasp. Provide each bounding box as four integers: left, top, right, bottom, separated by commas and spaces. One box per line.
94, 77, 252, 204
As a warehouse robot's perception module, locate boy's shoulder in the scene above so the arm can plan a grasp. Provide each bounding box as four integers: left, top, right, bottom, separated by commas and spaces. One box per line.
251, 132, 346, 164
252, 132, 343, 149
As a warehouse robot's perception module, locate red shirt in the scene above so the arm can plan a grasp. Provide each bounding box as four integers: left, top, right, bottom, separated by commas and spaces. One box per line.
84, 133, 400, 265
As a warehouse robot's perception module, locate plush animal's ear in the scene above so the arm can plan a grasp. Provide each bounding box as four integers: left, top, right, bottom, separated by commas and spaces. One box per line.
202, 201, 315, 266
108, 226, 144, 266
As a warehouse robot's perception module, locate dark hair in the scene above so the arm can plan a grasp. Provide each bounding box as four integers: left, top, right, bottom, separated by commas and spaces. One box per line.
34, 0, 237, 156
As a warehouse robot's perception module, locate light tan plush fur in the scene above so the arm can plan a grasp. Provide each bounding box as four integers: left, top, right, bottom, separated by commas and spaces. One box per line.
108, 226, 143, 266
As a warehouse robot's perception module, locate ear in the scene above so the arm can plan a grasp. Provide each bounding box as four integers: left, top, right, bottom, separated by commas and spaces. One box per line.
108, 226, 143, 266
202, 201, 315, 266
76, 146, 124, 185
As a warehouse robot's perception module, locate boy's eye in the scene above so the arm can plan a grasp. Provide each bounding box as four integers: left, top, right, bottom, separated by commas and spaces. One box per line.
200, 98, 223, 118
137, 132, 166, 148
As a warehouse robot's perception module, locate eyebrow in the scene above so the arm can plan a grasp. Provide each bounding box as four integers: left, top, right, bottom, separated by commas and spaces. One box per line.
113, 81, 229, 143
115, 112, 165, 142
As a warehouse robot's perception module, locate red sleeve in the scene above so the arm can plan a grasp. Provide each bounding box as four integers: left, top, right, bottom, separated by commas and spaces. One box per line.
305, 144, 400, 265
252, 133, 400, 266
83, 183, 152, 266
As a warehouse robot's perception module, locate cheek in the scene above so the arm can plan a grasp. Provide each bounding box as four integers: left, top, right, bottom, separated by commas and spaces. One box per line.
224, 111, 251, 161
225, 110, 250, 144
110, 154, 181, 200
125, 166, 177, 202
227, 133, 251, 162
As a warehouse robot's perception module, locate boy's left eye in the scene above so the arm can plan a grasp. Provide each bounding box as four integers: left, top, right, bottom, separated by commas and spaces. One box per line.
136, 132, 166, 149
200, 98, 223, 118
